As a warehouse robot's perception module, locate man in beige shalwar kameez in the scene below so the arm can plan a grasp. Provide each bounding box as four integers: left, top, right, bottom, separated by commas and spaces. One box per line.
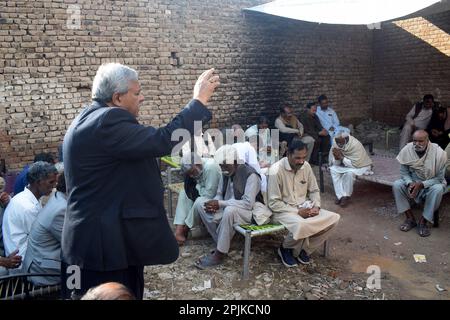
268, 140, 340, 267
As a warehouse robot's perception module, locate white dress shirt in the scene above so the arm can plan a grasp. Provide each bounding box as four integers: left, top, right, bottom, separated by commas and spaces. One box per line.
2, 187, 42, 260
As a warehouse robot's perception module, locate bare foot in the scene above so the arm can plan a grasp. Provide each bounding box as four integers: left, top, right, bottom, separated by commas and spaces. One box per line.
175, 225, 188, 245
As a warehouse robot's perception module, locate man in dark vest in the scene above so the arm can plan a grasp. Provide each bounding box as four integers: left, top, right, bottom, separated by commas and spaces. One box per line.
399, 94, 436, 149
62, 63, 219, 299
195, 144, 266, 269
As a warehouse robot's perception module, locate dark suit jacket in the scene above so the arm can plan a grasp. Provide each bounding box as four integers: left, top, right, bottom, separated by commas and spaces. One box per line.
62, 99, 211, 271
299, 111, 324, 141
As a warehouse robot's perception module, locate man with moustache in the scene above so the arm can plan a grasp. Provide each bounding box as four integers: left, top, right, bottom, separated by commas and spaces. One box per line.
62, 63, 219, 299
267, 140, 340, 267
394, 130, 447, 237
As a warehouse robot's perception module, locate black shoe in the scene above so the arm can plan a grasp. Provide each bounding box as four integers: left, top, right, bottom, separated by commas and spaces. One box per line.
277, 246, 298, 268
297, 249, 310, 265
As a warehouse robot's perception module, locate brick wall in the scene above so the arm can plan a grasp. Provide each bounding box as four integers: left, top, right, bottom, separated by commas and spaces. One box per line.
1, 0, 374, 169
373, 10, 450, 125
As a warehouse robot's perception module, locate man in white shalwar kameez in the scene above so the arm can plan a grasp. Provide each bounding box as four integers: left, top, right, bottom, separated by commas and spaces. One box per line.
329, 128, 373, 207
268, 140, 340, 267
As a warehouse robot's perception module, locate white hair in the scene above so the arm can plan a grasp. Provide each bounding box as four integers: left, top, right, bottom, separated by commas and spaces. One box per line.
91, 63, 138, 102
214, 145, 239, 165
335, 127, 351, 139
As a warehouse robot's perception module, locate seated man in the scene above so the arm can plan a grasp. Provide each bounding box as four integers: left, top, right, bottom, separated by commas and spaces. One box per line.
329, 128, 373, 207
268, 140, 340, 267
173, 152, 221, 245
0, 249, 22, 276
194, 145, 269, 269
399, 94, 436, 149
245, 116, 273, 168
13, 153, 55, 196
426, 106, 450, 150
226, 125, 268, 193
2, 161, 57, 265
315, 95, 342, 139
446, 141, 450, 183
0, 177, 10, 258
275, 105, 314, 160
23, 168, 67, 286
233, 141, 267, 193
0, 177, 22, 276
299, 102, 331, 165
394, 130, 447, 237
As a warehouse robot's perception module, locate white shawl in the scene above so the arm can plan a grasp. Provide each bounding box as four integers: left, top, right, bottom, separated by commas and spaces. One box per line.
329, 136, 372, 168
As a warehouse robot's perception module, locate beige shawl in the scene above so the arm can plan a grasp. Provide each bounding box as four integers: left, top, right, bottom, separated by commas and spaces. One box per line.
397, 142, 447, 181
329, 136, 372, 168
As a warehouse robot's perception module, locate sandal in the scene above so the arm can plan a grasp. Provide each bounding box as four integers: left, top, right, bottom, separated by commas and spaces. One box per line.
194, 253, 224, 270
418, 223, 431, 237
339, 196, 350, 207
399, 219, 417, 232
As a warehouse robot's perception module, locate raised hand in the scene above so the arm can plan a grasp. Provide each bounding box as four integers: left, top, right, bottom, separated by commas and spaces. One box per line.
193, 68, 220, 106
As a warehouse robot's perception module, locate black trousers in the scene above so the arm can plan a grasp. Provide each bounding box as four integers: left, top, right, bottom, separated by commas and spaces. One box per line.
279, 132, 297, 146
61, 262, 144, 300
310, 135, 331, 165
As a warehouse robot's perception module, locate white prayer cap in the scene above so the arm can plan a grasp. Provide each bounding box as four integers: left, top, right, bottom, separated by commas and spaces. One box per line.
55, 162, 64, 174
335, 127, 351, 139
214, 145, 239, 165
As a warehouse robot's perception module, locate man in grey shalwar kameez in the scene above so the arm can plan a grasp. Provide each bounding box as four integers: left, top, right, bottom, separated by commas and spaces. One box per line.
174, 153, 221, 245
194, 145, 271, 269
394, 130, 447, 237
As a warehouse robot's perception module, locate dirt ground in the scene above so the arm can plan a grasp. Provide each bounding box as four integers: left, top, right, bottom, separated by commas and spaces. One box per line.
144, 149, 450, 300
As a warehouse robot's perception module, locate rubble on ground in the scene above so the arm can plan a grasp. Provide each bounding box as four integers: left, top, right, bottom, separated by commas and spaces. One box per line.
143, 236, 392, 300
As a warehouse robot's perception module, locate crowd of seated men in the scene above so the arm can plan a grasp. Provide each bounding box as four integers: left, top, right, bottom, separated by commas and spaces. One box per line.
0, 152, 66, 287
173, 93, 450, 271
0, 94, 448, 293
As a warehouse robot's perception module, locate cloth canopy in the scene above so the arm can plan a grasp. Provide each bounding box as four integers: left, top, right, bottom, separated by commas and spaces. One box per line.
244, 0, 441, 25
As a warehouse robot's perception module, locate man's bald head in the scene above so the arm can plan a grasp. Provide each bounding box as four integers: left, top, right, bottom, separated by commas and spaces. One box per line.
413, 129, 429, 140
81, 282, 135, 300
412, 130, 429, 152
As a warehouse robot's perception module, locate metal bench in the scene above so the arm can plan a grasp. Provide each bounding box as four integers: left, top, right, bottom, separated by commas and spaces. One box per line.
0, 273, 60, 300
160, 155, 182, 217
234, 223, 329, 280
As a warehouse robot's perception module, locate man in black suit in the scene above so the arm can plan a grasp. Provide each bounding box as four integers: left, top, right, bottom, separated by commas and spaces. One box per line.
62, 63, 219, 299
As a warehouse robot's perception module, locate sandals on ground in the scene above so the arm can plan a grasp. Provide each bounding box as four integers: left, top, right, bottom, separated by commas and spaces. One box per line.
194, 253, 224, 270
399, 219, 417, 232
418, 223, 431, 237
